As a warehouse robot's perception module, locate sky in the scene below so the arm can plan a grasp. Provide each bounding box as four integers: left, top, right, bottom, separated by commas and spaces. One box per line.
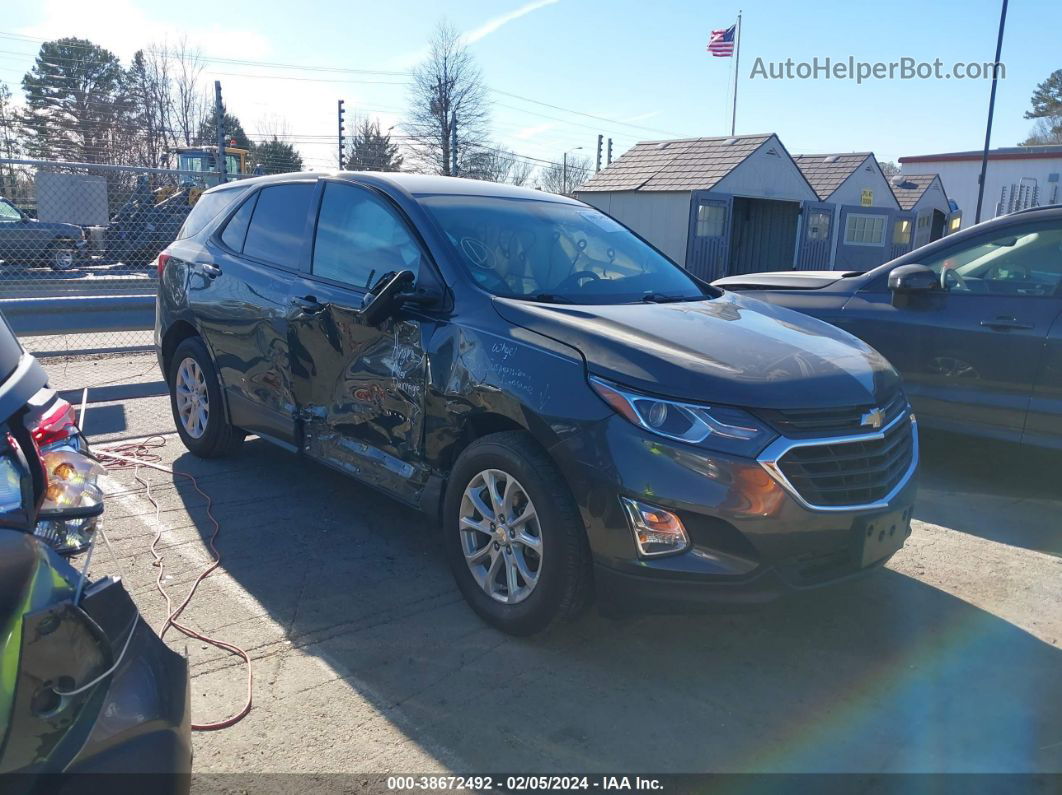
1, 0, 1060, 172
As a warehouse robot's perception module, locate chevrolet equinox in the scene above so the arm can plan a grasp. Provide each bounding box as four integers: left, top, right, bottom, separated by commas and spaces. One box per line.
155, 172, 918, 635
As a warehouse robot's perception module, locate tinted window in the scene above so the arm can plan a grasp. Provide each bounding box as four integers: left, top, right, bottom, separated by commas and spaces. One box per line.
220, 192, 258, 252
243, 183, 315, 267
922, 223, 1062, 297
421, 195, 708, 303
312, 183, 422, 289
176, 187, 244, 240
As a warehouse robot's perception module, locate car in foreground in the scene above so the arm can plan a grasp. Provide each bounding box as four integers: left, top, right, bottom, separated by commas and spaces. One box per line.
0, 312, 190, 788
714, 205, 1062, 450
0, 196, 86, 271
155, 172, 918, 635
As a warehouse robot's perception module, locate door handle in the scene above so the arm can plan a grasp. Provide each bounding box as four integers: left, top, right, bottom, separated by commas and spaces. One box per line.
979, 317, 1033, 331
291, 295, 326, 314
198, 263, 222, 278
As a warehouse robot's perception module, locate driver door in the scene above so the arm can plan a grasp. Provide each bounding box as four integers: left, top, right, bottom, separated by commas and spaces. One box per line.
839, 219, 1062, 441
286, 179, 432, 504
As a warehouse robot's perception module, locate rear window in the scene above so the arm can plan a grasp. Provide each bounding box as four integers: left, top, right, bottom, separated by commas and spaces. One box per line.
243, 183, 315, 268
176, 186, 246, 240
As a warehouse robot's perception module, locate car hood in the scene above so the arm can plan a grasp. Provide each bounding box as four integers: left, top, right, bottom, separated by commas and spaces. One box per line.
492, 292, 899, 410
712, 270, 860, 290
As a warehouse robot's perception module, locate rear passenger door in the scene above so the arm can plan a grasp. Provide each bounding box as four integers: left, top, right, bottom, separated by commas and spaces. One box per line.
286, 179, 432, 504
193, 180, 316, 447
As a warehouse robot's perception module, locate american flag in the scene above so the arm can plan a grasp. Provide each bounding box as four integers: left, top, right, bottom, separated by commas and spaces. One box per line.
707, 24, 736, 57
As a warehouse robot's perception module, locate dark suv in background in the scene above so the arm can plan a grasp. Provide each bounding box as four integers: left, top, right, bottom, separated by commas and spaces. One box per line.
155, 172, 918, 635
0, 196, 86, 271
715, 205, 1062, 450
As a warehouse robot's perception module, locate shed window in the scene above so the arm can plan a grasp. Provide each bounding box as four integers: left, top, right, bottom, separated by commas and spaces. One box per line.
916, 213, 930, 230
695, 203, 726, 237
892, 218, 911, 246
844, 213, 886, 246
806, 211, 831, 241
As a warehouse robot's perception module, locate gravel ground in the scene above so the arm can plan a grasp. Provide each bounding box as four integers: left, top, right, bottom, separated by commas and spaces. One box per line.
86, 425, 1062, 777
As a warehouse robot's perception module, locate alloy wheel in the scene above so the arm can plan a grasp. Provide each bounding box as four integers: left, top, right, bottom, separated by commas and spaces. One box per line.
175, 357, 209, 439
52, 248, 75, 271
459, 468, 543, 604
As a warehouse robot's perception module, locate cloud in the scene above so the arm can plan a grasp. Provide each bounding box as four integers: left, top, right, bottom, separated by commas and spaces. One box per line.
17, 0, 269, 62
463, 0, 561, 45
514, 122, 557, 140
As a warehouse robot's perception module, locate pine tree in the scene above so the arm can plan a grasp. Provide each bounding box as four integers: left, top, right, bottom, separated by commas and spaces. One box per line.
346, 118, 403, 172
252, 137, 304, 174
20, 38, 131, 163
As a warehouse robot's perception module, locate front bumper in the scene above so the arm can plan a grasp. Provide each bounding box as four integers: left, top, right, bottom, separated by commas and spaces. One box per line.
551, 414, 918, 612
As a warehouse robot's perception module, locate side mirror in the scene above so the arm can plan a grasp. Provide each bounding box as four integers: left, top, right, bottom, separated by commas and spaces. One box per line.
360, 269, 417, 326
888, 264, 938, 293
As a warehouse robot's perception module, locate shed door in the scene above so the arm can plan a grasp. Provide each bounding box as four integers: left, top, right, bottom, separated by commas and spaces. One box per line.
796, 201, 834, 270
686, 192, 731, 281
889, 211, 916, 261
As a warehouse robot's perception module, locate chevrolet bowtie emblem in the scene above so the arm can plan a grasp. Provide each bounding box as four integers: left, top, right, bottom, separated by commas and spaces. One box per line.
860, 408, 886, 429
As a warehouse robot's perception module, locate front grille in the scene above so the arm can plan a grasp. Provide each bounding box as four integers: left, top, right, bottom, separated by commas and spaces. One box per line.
757, 390, 908, 438
775, 412, 914, 507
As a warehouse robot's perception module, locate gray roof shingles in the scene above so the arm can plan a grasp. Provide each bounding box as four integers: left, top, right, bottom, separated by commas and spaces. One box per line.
791, 153, 872, 199
577, 134, 773, 192
890, 174, 938, 210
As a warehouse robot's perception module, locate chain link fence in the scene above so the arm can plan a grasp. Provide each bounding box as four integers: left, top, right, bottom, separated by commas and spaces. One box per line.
1, 157, 233, 440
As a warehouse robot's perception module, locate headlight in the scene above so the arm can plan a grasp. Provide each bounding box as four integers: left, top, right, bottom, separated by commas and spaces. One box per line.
589, 376, 775, 456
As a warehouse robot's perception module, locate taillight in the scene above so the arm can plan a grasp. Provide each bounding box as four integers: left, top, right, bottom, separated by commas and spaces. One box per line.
31, 397, 78, 449
157, 252, 172, 278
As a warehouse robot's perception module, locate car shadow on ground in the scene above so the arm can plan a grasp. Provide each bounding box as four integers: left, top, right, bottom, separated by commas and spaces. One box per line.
167, 439, 1061, 773
916, 429, 1062, 555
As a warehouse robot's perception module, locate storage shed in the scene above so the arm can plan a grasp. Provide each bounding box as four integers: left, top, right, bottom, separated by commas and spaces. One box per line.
792, 153, 909, 270
575, 134, 821, 281
889, 174, 955, 248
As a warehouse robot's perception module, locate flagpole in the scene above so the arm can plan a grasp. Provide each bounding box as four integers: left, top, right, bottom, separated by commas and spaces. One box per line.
730, 11, 742, 135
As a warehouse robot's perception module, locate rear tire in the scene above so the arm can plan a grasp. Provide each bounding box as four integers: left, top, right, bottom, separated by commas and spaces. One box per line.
167, 336, 244, 458
48, 241, 77, 271
443, 431, 591, 636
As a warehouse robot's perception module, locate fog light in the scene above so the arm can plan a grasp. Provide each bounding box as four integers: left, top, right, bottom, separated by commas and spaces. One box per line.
620, 497, 690, 557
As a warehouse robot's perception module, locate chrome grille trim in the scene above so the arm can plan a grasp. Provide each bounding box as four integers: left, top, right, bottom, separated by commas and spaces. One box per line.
757, 411, 919, 513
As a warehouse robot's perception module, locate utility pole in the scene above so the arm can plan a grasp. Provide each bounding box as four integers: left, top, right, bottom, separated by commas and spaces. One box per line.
607, 138, 613, 165
975, 0, 1009, 224
563, 152, 568, 195
337, 99, 346, 170
214, 80, 227, 184
596, 134, 603, 172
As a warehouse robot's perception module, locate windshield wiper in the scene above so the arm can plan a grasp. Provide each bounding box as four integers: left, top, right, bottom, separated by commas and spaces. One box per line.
526, 293, 574, 304
641, 292, 698, 303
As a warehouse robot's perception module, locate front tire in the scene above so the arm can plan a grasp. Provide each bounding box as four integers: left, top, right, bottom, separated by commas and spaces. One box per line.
443, 431, 591, 636
167, 336, 244, 458
49, 241, 77, 271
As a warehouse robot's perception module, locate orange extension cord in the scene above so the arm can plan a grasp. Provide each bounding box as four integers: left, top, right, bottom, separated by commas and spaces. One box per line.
95, 437, 253, 731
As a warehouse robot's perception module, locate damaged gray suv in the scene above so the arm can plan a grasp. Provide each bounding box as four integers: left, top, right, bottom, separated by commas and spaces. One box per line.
155, 172, 918, 635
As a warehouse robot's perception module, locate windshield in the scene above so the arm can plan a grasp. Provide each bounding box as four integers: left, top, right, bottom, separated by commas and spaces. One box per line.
420, 195, 710, 304
0, 200, 21, 222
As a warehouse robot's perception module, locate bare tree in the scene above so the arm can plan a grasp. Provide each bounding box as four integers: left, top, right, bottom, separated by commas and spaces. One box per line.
461, 144, 537, 185
126, 45, 176, 167
509, 157, 534, 187
878, 160, 900, 178
537, 154, 591, 195
172, 37, 207, 149
406, 22, 490, 175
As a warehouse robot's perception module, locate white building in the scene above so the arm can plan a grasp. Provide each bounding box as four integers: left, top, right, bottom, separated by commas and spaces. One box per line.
899, 145, 1062, 229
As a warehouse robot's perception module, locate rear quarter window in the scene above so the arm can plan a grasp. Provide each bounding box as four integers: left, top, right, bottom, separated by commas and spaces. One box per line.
176, 186, 247, 240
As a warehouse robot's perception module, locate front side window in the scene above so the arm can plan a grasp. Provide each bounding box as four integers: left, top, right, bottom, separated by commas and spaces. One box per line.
844, 214, 886, 246
421, 195, 710, 304
0, 200, 21, 222
695, 203, 727, 238
243, 183, 315, 267
921, 223, 1062, 297
807, 211, 831, 241
312, 183, 422, 290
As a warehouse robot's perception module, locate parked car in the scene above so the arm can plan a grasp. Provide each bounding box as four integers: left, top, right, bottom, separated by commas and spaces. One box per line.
0, 312, 191, 787
714, 205, 1062, 450
0, 196, 87, 271
155, 172, 918, 635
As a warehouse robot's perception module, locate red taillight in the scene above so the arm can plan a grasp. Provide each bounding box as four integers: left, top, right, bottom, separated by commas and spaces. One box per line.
157, 252, 172, 278
31, 398, 78, 448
